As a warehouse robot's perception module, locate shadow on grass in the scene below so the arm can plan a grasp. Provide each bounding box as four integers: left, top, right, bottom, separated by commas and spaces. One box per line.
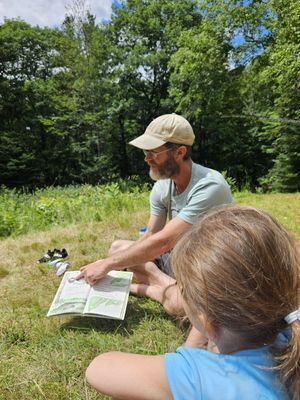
60, 296, 176, 335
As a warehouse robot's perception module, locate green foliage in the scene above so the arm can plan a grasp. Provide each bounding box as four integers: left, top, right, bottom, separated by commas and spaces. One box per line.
258, 0, 300, 191
0, 0, 299, 191
0, 20, 65, 187
104, 0, 202, 177
221, 171, 238, 193
168, 0, 299, 191
169, 4, 265, 189
0, 182, 149, 239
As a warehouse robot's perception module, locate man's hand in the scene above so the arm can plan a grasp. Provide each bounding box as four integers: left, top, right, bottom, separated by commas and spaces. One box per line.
76, 259, 111, 285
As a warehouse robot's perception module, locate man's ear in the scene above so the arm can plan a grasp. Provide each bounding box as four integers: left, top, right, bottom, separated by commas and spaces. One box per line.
175, 145, 187, 161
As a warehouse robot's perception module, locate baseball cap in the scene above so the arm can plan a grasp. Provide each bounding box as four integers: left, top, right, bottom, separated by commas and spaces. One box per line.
129, 113, 195, 150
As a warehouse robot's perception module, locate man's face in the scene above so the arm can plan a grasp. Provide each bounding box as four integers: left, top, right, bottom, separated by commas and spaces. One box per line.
143, 145, 180, 181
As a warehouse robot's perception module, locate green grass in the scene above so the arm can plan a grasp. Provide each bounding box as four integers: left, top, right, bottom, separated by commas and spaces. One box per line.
0, 183, 149, 239
0, 187, 299, 399
234, 191, 300, 238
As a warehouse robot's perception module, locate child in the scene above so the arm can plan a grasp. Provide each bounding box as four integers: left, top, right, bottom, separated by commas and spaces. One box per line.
85, 205, 300, 399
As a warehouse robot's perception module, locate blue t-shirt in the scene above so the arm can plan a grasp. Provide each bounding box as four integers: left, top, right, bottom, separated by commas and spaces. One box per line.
150, 162, 233, 224
165, 334, 289, 400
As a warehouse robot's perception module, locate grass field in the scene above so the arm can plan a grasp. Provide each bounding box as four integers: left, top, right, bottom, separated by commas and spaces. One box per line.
0, 187, 299, 399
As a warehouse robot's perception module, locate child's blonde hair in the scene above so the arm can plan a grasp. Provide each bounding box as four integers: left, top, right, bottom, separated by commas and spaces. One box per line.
171, 205, 299, 397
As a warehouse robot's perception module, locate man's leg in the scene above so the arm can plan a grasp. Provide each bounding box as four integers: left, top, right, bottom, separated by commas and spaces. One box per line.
129, 262, 185, 316
108, 240, 185, 316
108, 239, 135, 256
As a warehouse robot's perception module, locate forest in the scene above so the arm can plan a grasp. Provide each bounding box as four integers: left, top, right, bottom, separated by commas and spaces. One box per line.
0, 0, 299, 191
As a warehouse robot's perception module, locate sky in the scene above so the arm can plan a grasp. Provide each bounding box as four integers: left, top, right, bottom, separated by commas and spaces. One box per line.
0, 0, 116, 27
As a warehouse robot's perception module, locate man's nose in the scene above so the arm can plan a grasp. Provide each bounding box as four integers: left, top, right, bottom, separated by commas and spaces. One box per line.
144, 152, 153, 161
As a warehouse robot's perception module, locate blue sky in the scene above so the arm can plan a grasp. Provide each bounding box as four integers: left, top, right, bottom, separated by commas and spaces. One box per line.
0, 0, 117, 27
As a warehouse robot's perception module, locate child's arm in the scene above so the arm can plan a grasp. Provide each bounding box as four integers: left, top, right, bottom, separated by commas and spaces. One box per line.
86, 351, 173, 400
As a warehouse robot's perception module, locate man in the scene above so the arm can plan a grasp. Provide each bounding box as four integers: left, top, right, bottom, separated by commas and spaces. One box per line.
76, 114, 233, 315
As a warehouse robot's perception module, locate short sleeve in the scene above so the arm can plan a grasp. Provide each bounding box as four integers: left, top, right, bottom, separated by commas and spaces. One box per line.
149, 181, 169, 216
165, 345, 287, 400
165, 348, 201, 400
178, 179, 232, 225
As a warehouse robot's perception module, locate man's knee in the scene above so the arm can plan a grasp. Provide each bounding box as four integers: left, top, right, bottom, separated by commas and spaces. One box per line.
108, 240, 133, 256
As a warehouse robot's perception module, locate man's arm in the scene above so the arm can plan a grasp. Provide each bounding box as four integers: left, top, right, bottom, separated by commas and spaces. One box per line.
77, 216, 192, 284
135, 214, 167, 244
147, 213, 168, 234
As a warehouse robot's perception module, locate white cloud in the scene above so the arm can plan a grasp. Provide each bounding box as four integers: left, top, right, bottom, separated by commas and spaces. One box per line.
0, 0, 113, 27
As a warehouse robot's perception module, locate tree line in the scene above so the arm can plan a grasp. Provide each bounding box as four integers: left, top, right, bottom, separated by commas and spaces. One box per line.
0, 0, 299, 191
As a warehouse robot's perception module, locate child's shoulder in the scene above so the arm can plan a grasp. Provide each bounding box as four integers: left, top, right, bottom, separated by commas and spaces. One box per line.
164, 346, 288, 400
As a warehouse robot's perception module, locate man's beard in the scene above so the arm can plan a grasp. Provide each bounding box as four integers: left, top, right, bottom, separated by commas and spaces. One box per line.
149, 154, 180, 181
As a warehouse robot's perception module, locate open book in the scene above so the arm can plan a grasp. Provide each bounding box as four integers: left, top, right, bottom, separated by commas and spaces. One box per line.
47, 270, 133, 320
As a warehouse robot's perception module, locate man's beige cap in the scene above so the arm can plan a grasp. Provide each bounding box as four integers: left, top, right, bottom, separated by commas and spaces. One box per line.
129, 113, 195, 150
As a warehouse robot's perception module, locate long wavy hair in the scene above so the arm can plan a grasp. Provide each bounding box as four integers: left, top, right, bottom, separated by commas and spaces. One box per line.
171, 205, 299, 398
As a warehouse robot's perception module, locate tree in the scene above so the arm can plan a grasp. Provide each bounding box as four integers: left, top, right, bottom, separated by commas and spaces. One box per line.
169, 0, 297, 190
258, 0, 300, 191
39, 10, 116, 185
0, 20, 63, 187
1, 0, 298, 191
105, 0, 202, 178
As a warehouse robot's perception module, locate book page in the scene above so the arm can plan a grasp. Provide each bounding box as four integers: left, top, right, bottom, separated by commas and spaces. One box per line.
47, 271, 91, 316
84, 270, 133, 320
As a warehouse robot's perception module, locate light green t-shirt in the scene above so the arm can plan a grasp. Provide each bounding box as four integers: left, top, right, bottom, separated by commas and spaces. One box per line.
150, 162, 233, 225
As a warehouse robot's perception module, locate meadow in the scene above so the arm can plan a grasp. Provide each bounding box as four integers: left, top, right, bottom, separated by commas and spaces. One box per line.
0, 185, 299, 399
